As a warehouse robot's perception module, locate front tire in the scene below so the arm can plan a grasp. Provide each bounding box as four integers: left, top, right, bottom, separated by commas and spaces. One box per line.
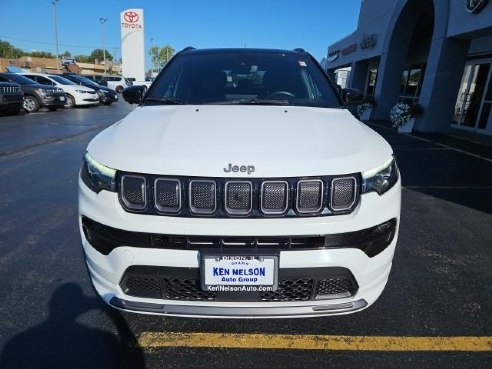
64, 94, 75, 109
23, 96, 40, 113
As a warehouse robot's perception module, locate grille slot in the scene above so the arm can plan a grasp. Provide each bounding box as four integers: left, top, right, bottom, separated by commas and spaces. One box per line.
261, 181, 288, 214
163, 279, 216, 301
124, 276, 161, 298
260, 279, 314, 301
154, 178, 181, 213
121, 175, 146, 210
225, 181, 252, 215
189, 180, 216, 214
331, 177, 356, 211
316, 278, 356, 299
296, 179, 323, 213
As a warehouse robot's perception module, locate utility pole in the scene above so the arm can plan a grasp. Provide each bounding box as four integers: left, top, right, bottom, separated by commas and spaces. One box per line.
52, 0, 60, 72
99, 17, 108, 74
150, 37, 154, 75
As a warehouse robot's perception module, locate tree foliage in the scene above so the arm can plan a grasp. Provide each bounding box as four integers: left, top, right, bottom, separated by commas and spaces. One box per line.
0, 39, 114, 66
89, 49, 113, 63
0, 40, 25, 58
149, 45, 175, 71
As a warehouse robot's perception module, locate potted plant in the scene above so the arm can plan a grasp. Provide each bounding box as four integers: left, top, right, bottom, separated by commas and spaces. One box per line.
356, 97, 375, 122
389, 102, 423, 133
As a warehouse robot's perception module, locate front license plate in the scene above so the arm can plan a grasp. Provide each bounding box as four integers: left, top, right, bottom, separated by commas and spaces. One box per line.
59, 96, 65, 101
201, 255, 278, 292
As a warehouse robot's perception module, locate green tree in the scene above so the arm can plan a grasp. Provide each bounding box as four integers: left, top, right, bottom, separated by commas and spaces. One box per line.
30, 51, 54, 58
0, 40, 25, 58
62, 50, 72, 58
149, 44, 175, 71
89, 49, 113, 63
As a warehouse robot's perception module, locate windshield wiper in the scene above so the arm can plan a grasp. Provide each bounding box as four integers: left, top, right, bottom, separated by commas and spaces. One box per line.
229, 98, 289, 105
144, 97, 187, 105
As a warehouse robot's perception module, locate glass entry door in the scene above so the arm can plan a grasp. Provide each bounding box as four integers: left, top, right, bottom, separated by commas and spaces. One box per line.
453, 61, 492, 131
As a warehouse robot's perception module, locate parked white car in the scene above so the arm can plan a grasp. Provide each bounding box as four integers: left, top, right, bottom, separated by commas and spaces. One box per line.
79, 48, 401, 318
101, 75, 132, 93
19, 73, 99, 108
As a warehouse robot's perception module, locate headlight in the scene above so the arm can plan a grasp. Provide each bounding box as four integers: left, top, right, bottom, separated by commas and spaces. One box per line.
75, 89, 87, 93
361, 156, 399, 195
80, 153, 116, 193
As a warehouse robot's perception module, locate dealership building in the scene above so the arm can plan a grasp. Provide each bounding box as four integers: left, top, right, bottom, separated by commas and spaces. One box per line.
326, 0, 492, 134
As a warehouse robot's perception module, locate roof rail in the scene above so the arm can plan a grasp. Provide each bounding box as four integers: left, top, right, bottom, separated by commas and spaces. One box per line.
293, 48, 306, 53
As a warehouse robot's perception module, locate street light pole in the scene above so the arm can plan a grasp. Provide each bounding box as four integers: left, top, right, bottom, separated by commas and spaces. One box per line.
150, 37, 154, 75
99, 17, 108, 74
52, 0, 60, 72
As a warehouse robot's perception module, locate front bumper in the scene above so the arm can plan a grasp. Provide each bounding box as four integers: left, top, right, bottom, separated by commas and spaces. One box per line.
79, 177, 401, 318
42, 94, 66, 108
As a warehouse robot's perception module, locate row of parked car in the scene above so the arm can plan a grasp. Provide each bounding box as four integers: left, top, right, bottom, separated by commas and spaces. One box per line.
0, 72, 121, 116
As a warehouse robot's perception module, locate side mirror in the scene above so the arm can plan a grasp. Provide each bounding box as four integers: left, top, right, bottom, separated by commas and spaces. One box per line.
342, 88, 364, 104
122, 85, 146, 104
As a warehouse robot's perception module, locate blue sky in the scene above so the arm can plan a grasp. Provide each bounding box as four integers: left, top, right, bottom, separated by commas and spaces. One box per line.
0, 0, 360, 66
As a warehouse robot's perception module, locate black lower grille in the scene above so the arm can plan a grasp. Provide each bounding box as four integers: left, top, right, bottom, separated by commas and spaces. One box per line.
316, 278, 356, 298
260, 279, 314, 301
163, 278, 215, 301
125, 276, 161, 298
120, 267, 358, 302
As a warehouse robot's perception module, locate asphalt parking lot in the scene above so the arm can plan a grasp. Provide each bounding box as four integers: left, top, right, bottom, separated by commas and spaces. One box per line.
0, 102, 490, 368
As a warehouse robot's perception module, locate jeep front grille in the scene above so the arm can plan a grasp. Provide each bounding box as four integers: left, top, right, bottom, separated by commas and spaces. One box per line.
118, 174, 360, 218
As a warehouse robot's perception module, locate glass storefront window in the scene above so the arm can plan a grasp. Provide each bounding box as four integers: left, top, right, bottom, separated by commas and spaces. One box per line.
399, 64, 425, 103
453, 61, 492, 132
365, 69, 378, 96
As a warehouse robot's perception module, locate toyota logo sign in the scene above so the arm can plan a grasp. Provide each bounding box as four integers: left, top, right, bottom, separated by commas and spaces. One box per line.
124, 11, 139, 23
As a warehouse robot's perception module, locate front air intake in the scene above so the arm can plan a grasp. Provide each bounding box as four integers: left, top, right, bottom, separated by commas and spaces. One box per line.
189, 180, 216, 214
225, 181, 252, 215
331, 177, 357, 211
261, 181, 289, 215
296, 179, 323, 213
120, 175, 146, 210
154, 178, 181, 213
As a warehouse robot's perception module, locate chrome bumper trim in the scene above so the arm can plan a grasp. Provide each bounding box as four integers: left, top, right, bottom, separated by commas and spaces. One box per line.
109, 297, 368, 318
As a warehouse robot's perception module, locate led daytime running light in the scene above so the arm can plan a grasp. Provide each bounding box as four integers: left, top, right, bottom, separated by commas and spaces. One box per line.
84, 153, 116, 178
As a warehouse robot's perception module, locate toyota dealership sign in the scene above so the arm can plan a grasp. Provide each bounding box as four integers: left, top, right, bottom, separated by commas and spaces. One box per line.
120, 8, 145, 81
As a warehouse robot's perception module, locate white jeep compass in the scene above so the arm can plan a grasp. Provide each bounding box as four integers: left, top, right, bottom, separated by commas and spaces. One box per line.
79, 48, 401, 318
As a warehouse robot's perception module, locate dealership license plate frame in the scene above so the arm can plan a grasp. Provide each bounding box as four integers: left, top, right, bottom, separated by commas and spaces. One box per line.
201, 255, 279, 292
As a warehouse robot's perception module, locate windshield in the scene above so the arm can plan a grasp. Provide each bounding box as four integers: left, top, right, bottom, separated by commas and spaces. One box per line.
49, 75, 76, 85
2, 73, 38, 85
146, 51, 342, 108
78, 76, 99, 86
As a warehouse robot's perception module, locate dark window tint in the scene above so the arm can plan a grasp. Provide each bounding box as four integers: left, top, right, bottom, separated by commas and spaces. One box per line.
0, 73, 38, 85
147, 51, 342, 108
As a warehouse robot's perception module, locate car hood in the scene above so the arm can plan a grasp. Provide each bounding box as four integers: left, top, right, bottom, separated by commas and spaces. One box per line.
88, 105, 393, 177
